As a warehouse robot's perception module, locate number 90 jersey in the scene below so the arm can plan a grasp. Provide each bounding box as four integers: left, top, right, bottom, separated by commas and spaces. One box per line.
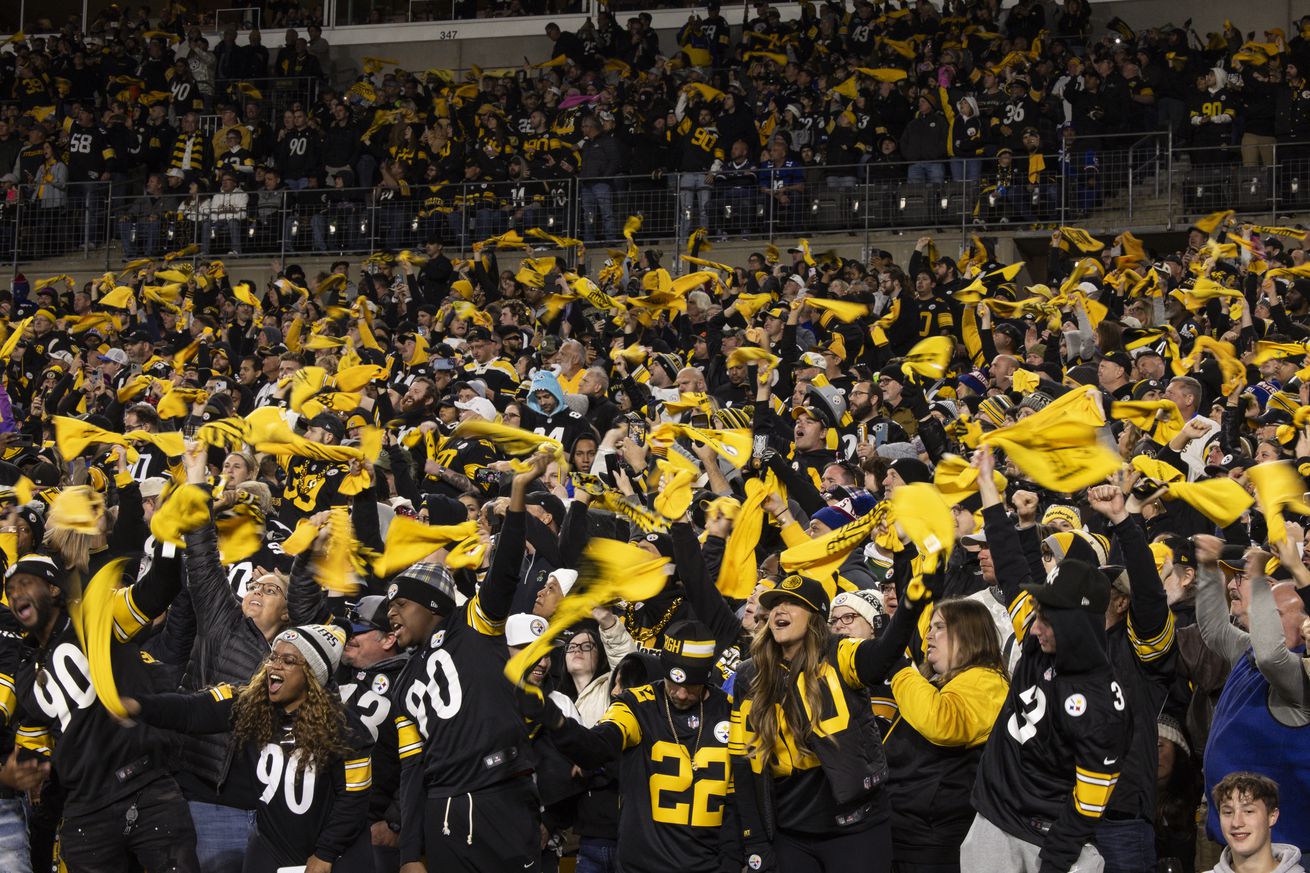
391, 595, 532, 796
598, 682, 735, 873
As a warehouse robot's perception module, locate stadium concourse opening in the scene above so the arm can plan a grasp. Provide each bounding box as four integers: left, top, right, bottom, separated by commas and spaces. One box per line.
2, 4, 1310, 873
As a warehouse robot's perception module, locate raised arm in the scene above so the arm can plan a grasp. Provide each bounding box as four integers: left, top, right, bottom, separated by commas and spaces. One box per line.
128, 685, 237, 734
1246, 546, 1310, 714
671, 520, 741, 653
1192, 534, 1250, 667
475, 454, 550, 630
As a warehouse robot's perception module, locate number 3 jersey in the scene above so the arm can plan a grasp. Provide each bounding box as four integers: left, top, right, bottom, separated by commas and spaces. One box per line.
554, 681, 736, 873
338, 653, 408, 825
972, 607, 1130, 871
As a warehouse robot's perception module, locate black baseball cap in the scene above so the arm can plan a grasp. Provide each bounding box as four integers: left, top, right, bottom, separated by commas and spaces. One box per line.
347, 595, 391, 634
758, 574, 831, 615
306, 412, 346, 441
1099, 351, 1132, 373
660, 619, 718, 686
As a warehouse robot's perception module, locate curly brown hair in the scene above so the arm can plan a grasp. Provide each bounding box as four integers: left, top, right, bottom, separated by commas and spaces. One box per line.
231, 661, 353, 774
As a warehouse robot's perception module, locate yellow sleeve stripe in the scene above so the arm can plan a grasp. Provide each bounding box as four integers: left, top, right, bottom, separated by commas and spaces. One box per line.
0, 674, 13, 722
344, 758, 373, 792
468, 594, 506, 636
111, 586, 152, 643
1127, 611, 1176, 662
15, 726, 51, 756
835, 637, 862, 688
871, 697, 898, 721
396, 716, 423, 759
598, 701, 641, 750
1009, 591, 1035, 639
209, 684, 235, 702
1073, 768, 1120, 817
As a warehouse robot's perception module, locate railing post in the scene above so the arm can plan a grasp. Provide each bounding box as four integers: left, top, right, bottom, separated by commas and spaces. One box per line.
105, 180, 114, 269
1166, 128, 1174, 230
10, 192, 20, 282
1127, 144, 1134, 222
1272, 141, 1279, 219
279, 190, 289, 263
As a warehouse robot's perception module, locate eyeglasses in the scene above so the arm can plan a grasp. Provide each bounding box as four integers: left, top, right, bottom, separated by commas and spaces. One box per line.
248, 582, 286, 598
828, 612, 861, 628
267, 653, 305, 668
565, 642, 596, 655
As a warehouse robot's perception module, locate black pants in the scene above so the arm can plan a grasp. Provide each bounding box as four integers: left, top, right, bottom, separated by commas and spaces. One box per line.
423, 776, 541, 872
59, 777, 199, 873
775, 819, 892, 873
893, 861, 959, 873
242, 828, 373, 873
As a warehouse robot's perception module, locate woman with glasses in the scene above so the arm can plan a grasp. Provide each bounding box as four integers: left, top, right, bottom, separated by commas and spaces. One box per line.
882, 598, 1010, 873
122, 624, 375, 873
828, 590, 897, 729
560, 626, 612, 727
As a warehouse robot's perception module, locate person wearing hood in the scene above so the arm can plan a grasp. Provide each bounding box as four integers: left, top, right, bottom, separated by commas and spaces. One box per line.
521, 368, 594, 448
900, 91, 949, 184
1189, 67, 1239, 164
1204, 772, 1306, 873
949, 94, 985, 182
964, 446, 1129, 873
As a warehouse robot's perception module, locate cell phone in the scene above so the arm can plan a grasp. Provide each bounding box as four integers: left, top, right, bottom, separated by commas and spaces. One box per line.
626, 415, 647, 444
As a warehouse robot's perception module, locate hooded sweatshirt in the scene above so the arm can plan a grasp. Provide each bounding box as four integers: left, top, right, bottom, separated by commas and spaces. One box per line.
1206, 844, 1306, 873
521, 369, 593, 447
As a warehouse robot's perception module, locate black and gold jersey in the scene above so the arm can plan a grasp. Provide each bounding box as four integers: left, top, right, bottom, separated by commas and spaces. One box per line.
137, 686, 374, 866
278, 456, 350, 524
553, 681, 736, 873
339, 654, 408, 825
425, 435, 497, 498
462, 358, 519, 397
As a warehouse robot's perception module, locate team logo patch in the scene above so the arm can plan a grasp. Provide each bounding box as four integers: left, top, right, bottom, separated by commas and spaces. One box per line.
714, 720, 730, 743
781, 576, 801, 590
1064, 693, 1087, 717
430, 630, 446, 648
748, 854, 763, 870
686, 715, 700, 729
387, 583, 399, 599
372, 675, 390, 695
668, 667, 687, 684
356, 671, 366, 681
530, 617, 547, 636
1043, 667, 1055, 681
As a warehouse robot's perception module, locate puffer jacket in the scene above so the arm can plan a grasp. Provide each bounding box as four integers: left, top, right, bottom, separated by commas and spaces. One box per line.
175, 521, 322, 803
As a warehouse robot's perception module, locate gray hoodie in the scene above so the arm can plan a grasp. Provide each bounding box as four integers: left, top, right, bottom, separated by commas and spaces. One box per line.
1207, 844, 1306, 873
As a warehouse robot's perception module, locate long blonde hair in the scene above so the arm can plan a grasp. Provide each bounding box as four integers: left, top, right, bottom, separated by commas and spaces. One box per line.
746, 606, 832, 766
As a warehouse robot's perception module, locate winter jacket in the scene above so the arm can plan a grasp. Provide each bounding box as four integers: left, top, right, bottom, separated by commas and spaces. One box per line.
899, 111, 949, 162
174, 521, 323, 805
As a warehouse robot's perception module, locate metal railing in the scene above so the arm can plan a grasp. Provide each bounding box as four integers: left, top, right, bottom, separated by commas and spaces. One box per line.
17, 133, 1310, 276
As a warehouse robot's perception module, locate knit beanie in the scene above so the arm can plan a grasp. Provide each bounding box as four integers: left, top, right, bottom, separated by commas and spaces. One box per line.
275, 624, 346, 687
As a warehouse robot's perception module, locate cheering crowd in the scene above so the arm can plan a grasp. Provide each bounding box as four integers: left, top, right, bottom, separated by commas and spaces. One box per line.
10, 1, 1310, 258
0, 207, 1302, 873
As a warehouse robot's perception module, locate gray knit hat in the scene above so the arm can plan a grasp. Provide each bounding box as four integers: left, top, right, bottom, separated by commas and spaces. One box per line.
274, 624, 346, 686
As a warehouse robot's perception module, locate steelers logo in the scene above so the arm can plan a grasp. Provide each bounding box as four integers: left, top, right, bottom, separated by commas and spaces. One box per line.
1064, 693, 1087, 717
714, 720, 730, 743
668, 667, 687, 684
430, 630, 446, 648
748, 854, 763, 870
781, 576, 802, 590
387, 583, 399, 599
372, 675, 390, 695
530, 617, 547, 636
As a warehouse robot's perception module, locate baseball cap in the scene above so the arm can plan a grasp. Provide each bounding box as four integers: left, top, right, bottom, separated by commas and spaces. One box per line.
1020, 559, 1110, 613
758, 574, 831, 615
306, 412, 346, 441
454, 397, 497, 421
97, 349, 129, 366
505, 612, 551, 648
1099, 350, 1132, 372
348, 594, 392, 634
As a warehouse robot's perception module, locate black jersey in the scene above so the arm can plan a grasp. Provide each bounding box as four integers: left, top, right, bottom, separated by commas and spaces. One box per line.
461, 358, 520, 397
553, 681, 736, 873
426, 435, 497, 498
279, 456, 350, 524
339, 653, 408, 824
138, 686, 374, 866
972, 595, 1130, 871
11, 543, 184, 817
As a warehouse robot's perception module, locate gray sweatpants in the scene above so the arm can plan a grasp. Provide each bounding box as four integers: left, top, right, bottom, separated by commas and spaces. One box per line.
961, 813, 1105, 873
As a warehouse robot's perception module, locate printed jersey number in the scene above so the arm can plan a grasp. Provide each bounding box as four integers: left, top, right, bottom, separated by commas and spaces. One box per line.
1110, 681, 1125, 711
256, 743, 316, 814
1003, 104, 1026, 125
648, 742, 730, 826
340, 682, 392, 741
31, 643, 97, 731
68, 134, 93, 154
1006, 685, 1047, 745
404, 649, 463, 736
288, 136, 308, 156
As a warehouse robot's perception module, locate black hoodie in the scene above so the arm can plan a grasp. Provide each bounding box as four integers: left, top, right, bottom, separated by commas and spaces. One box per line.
971, 504, 1130, 873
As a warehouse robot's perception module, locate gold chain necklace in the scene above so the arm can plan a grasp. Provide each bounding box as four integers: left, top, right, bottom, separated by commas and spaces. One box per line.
662, 688, 705, 771
624, 596, 683, 644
